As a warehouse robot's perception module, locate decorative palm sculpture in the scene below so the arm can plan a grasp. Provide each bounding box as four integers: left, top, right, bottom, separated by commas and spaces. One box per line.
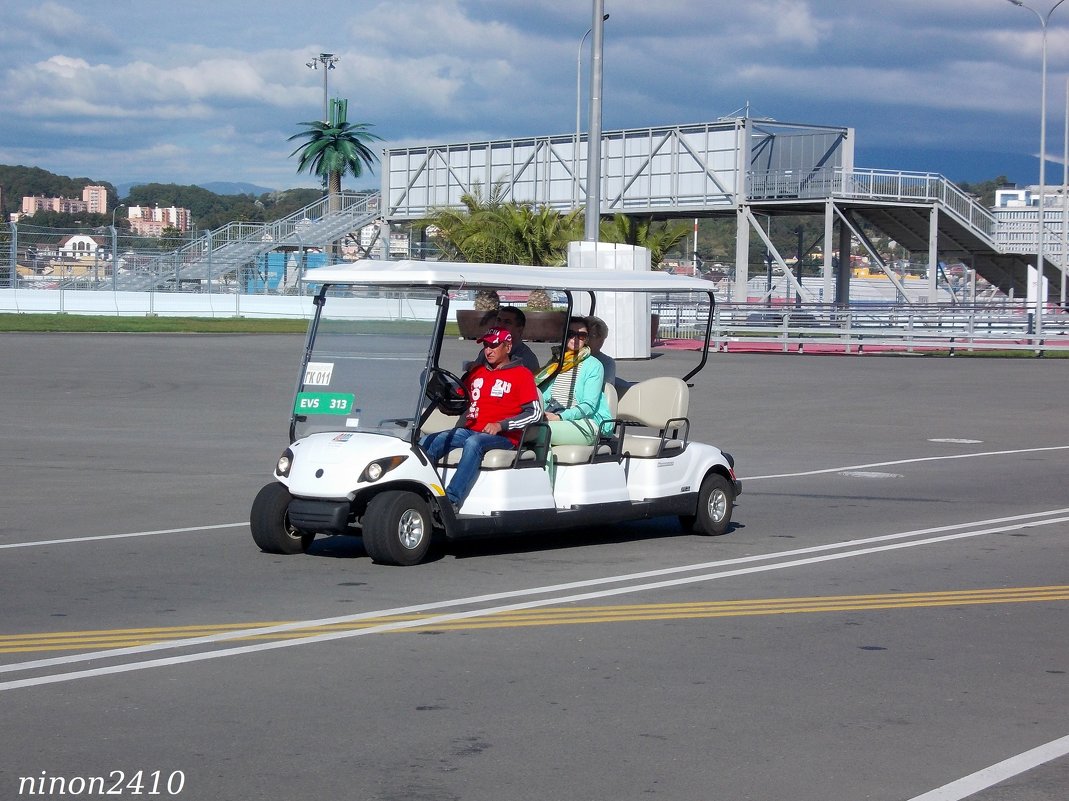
289, 98, 381, 211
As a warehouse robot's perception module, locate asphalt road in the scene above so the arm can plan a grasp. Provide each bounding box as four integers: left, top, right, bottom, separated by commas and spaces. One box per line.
1, 333, 1067, 801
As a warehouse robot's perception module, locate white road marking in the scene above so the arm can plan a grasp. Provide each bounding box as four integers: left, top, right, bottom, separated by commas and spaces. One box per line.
928, 438, 984, 444
746, 444, 1069, 481
0, 523, 248, 550
905, 733, 1069, 801
2, 508, 1067, 692
838, 471, 903, 479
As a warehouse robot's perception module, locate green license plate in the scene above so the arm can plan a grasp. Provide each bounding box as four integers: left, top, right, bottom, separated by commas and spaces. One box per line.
294, 392, 355, 415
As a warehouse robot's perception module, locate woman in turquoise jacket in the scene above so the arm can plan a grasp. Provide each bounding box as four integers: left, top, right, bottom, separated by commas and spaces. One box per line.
534, 317, 611, 446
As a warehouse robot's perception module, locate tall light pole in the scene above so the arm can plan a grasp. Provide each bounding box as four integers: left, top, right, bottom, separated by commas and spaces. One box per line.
1062, 78, 1068, 306
584, 0, 607, 241
110, 204, 124, 291
1006, 0, 1066, 326
306, 52, 338, 122
575, 13, 609, 209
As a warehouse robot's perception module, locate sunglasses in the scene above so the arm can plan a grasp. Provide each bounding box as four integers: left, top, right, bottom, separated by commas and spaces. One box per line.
567, 330, 589, 339
483, 341, 507, 349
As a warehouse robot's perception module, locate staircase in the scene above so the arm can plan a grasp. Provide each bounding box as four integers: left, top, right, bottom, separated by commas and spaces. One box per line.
115, 191, 382, 291
747, 168, 1036, 298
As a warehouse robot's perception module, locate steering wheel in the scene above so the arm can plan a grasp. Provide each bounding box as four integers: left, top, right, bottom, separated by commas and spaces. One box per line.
424, 368, 469, 414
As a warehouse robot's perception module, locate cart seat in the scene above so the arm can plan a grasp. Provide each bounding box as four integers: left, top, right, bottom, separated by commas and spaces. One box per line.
617, 377, 689, 458
550, 382, 620, 465
443, 446, 538, 469
426, 421, 550, 471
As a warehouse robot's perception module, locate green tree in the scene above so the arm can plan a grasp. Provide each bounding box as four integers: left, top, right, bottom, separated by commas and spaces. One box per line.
288, 99, 381, 207
422, 184, 584, 310
422, 184, 582, 266
599, 214, 690, 268
423, 182, 510, 265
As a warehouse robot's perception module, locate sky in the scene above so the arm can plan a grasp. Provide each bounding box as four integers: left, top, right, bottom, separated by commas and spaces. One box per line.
2, 0, 1069, 195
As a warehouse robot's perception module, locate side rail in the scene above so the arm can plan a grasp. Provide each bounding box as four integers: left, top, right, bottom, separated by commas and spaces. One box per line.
705, 306, 1069, 355
651, 302, 1069, 355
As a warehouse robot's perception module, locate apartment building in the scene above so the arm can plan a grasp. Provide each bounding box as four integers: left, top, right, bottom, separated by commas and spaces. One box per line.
19, 185, 109, 217
991, 185, 1069, 269
127, 205, 192, 236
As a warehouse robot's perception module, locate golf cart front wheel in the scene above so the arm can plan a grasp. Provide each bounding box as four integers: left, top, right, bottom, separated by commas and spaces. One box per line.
681, 473, 734, 537
362, 490, 433, 566
250, 482, 312, 554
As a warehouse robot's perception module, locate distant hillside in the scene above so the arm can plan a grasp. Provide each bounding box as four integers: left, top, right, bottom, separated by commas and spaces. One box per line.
1, 165, 328, 230
0, 165, 118, 216
120, 183, 326, 230
195, 181, 276, 196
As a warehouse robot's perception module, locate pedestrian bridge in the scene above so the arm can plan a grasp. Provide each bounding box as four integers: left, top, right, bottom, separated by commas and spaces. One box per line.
382, 116, 1055, 304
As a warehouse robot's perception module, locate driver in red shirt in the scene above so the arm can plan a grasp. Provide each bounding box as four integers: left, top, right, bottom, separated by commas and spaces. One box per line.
420, 327, 541, 512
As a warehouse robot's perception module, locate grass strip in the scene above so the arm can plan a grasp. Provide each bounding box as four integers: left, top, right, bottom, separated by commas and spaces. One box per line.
0, 313, 309, 334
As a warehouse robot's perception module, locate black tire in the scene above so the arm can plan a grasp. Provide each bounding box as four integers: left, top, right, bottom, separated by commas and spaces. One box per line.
362, 490, 433, 566
681, 473, 734, 536
250, 482, 309, 555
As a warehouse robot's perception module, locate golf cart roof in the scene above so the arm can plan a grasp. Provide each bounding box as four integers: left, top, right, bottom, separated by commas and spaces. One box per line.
306, 259, 715, 294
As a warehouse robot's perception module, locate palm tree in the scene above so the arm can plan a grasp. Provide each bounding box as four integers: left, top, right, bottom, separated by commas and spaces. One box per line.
425, 182, 510, 266
600, 214, 690, 268
288, 98, 381, 209
422, 187, 584, 310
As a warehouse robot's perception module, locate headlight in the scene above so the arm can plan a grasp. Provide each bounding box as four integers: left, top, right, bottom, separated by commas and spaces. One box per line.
358, 455, 409, 483
276, 448, 294, 477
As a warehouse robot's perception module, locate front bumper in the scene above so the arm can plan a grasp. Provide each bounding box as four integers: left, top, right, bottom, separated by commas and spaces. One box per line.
288, 499, 350, 534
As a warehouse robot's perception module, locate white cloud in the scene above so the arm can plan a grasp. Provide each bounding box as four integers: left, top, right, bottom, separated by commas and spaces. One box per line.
0, 0, 1055, 189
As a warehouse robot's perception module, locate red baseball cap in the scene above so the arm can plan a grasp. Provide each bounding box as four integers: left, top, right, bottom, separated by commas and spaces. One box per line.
477, 327, 513, 345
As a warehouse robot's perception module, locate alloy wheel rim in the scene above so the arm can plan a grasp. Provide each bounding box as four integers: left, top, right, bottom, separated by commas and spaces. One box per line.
708, 490, 727, 523
398, 509, 425, 549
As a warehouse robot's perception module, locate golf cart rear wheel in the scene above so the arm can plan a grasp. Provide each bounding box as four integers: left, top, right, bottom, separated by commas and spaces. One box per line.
250, 482, 311, 555
362, 490, 432, 566
681, 473, 734, 536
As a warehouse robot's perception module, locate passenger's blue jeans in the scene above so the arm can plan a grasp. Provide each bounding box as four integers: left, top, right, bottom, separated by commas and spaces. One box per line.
420, 427, 515, 507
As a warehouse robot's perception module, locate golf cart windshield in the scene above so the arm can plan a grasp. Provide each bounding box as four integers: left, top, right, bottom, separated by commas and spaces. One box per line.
291, 288, 440, 441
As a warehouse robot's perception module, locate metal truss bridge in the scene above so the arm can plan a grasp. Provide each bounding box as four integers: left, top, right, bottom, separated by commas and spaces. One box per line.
382, 116, 1057, 305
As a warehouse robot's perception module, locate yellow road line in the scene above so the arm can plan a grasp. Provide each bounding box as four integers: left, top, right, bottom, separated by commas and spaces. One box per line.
2, 586, 1066, 654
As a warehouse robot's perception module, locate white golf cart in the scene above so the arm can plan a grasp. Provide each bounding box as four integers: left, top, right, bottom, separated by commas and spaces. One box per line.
250, 260, 741, 565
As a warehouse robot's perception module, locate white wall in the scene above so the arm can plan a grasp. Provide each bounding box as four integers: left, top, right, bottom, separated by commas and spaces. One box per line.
0, 289, 463, 321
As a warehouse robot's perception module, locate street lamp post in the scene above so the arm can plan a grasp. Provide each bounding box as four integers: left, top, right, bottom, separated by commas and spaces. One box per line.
110, 204, 125, 291
1006, 0, 1067, 328
306, 52, 339, 122
575, 13, 609, 210
584, 0, 607, 241
1062, 78, 1068, 306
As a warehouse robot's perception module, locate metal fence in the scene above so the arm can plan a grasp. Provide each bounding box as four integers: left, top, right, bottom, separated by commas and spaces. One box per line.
653, 301, 1069, 355
2, 191, 381, 294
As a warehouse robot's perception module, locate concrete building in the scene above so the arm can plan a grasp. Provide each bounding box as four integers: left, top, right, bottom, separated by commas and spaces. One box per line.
127, 206, 192, 236
992, 185, 1069, 261
19, 185, 109, 217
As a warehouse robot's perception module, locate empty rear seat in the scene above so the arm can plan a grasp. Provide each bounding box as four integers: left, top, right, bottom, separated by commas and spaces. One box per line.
617, 377, 689, 458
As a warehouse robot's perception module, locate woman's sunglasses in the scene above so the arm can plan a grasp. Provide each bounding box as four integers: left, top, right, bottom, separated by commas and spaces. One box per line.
567, 330, 588, 339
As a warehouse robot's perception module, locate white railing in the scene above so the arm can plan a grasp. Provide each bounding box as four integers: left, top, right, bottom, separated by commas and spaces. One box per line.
5, 289, 1067, 354
747, 168, 996, 240
653, 302, 1069, 355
